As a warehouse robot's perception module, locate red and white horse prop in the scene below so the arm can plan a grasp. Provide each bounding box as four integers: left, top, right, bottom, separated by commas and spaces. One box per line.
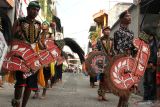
2, 39, 61, 78
2, 37, 85, 78
105, 37, 150, 96
83, 33, 150, 107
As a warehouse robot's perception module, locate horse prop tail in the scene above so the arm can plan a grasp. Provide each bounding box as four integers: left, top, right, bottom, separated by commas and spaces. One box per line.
63, 38, 85, 64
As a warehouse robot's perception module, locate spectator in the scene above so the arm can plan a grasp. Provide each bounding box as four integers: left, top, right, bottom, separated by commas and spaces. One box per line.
143, 27, 158, 101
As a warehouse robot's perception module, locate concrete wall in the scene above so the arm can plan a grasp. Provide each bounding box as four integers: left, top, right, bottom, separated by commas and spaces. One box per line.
110, 5, 139, 38
108, 3, 132, 27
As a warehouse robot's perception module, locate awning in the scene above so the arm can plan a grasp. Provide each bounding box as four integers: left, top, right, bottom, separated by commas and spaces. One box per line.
93, 10, 108, 25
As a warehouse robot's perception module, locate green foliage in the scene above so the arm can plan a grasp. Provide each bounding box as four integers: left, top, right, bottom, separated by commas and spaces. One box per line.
89, 32, 99, 40
89, 27, 101, 41
139, 32, 150, 43
46, 0, 52, 22
39, 0, 44, 12
38, 0, 53, 22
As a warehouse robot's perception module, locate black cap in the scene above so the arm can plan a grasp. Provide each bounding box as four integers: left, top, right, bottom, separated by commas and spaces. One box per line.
28, 1, 40, 9
119, 10, 129, 19
102, 26, 111, 32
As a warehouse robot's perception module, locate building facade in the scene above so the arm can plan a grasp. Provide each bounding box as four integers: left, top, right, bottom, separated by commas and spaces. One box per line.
108, 3, 132, 27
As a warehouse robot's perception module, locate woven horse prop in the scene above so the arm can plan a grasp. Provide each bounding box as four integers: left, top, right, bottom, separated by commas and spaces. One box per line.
2, 38, 61, 77
2, 38, 85, 78
84, 32, 150, 107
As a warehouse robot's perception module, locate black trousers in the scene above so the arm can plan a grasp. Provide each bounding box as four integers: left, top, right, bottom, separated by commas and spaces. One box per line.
90, 76, 97, 83
56, 64, 63, 80
143, 68, 156, 100
15, 71, 38, 90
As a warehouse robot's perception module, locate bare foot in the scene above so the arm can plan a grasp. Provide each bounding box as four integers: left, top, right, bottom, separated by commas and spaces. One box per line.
102, 97, 108, 101
40, 95, 46, 99
32, 93, 39, 99
98, 96, 103, 101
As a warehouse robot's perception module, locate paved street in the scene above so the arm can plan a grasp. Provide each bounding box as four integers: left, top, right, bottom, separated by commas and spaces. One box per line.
0, 72, 159, 107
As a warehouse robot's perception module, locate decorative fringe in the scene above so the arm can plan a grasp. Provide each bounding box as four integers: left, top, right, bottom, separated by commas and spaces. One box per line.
34, 43, 45, 87
50, 62, 55, 77
38, 67, 45, 87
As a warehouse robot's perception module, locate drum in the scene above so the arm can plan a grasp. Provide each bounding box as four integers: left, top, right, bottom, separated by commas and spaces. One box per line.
85, 51, 110, 77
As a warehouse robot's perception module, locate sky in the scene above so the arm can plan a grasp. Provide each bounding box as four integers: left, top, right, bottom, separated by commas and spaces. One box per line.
56, 0, 133, 53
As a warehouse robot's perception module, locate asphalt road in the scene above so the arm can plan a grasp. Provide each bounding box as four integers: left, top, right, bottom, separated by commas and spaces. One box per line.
0, 72, 159, 107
